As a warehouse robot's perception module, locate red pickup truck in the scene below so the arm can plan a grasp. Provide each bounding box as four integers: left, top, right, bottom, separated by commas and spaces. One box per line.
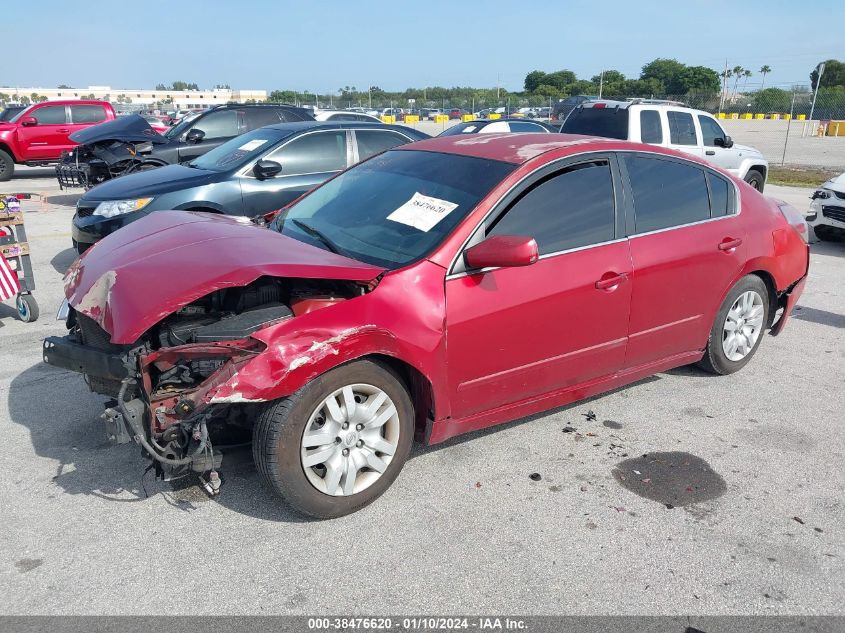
0, 100, 116, 181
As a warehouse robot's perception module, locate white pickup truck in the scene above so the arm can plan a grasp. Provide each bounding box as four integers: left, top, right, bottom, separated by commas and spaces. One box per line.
561, 99, 769, 191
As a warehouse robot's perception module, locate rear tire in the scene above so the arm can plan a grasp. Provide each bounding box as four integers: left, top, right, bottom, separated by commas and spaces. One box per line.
253, 359, 414, 519
813, 224, 844, 242
744, 169, 765, 192
0, 149, 14, 182
698, 275, 770, 375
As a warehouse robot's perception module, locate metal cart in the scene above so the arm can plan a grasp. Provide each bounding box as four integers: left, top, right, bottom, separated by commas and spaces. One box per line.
0, 193, 39, 322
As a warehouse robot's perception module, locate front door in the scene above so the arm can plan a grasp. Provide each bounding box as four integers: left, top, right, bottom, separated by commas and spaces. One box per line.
445, 156, 632, 420
697, 114, 741, 175
17, 104, 69, 160
178, 109, 244, 162
240, 130, 350, 217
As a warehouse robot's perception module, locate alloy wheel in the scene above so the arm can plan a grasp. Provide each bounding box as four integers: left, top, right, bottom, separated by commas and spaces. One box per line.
722, 290, 765, 361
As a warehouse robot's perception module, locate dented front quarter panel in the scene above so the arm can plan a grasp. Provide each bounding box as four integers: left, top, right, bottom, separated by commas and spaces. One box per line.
206, 259, 449, 416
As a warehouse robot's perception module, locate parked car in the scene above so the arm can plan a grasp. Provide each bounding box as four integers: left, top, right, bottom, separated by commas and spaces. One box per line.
314, 110, 381, 123
0, 100, 117, 181
561, 100, 770, 191
438, 118, 559, 136
55, 104, 314, 189
448, 108, 465, 119
140, 114, 170, 134
427, 108, 446, 120
552, 95, 598, 122
71, 121, 429, 252
808, 172, 845, 241
45, 133, 808, 518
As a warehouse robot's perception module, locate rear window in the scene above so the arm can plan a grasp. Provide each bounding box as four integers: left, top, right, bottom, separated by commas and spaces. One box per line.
561, 106, 629, 140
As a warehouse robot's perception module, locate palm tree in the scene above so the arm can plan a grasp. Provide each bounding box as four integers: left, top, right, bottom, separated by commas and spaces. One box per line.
759, 65, 771, 89
732, 66, 744, 98
742, 69, 753, 93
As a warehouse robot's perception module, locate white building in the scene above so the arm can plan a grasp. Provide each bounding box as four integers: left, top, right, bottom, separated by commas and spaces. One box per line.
0, 86, 267, 108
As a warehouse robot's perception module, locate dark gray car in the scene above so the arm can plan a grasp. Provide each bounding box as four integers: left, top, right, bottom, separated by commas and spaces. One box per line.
71, 121, 429, 252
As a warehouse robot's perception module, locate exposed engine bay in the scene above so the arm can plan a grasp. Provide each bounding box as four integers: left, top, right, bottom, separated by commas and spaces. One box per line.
44, 276, 366, 492
55, 114, 170, 189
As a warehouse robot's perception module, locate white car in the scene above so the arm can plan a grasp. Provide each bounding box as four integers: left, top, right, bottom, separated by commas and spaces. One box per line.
561, 99, 769, 191
314, 110, 381, 123
808, 173, 845, 241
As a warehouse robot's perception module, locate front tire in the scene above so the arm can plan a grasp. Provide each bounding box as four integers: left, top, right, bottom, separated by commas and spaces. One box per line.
0, 149, 14, 182
698, 275, 769, 375
253, 359, 414, 519
744, 169, 765, 192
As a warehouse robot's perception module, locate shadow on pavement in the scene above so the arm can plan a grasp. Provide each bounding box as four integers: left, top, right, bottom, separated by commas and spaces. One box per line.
792, 305, 845, 329
44, 193, 82, 207
50, 247, 77, 275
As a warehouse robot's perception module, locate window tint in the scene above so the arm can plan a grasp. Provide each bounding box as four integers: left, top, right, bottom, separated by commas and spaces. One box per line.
32, 105, 66, 125
667, 111, 697, 145
698, 115, 726, 147
271, 131, 347, 175
191, 109, 240, 140
639, 110, 663, 144
356, 130, 409, 160
70, 105, 106, 124
707, 172, 732, 216
244, 108, 282, 129
561, 106, 629, 140
489, 161, 616, 255
625, 156, 710, 232
508, 121, 547, 133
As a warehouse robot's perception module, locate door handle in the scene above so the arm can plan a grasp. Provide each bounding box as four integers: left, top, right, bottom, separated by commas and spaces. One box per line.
595, 272, 628, 290
57, 128, 70, 133
718, 238, 743, 251
705, 150, 716, 155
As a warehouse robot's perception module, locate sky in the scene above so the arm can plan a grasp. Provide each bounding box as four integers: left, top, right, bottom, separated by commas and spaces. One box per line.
3, 0, 843, 93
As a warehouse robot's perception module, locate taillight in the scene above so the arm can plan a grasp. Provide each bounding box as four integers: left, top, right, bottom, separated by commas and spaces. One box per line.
592, 103, 607, 109
778, 202, 809, 243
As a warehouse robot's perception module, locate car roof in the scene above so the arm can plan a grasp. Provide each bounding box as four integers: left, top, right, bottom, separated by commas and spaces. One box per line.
396, 132, 705, 165
261, 120, 426, 136
579, 100, 702, 114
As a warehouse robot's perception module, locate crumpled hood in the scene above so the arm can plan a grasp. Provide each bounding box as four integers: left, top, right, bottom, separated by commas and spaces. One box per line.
69, 114, 170, 145
63, 211, 385, 344
822, 172, 845, 194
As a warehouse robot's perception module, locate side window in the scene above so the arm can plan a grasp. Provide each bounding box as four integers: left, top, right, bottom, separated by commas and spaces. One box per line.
508, 121, 546, 133
31, 105, 67, 125
70, 105, 107, 124
268, 131, 347, 176
639, 110, 663, 144
488, 160, 616, 255
244, 108, 281, 130
355, 130, 409, 160
625, 155, 710, 232
667, 111, 697, 146
698, 115, 726, 147
190, 110, 240, 140
707, 171, 734, 217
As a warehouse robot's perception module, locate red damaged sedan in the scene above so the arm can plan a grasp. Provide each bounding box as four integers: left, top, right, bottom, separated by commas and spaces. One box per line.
44, 133, 809, 518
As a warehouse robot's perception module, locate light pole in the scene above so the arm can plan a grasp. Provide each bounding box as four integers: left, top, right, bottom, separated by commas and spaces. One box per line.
809, 62, 825, 125
598, 70, 604, 99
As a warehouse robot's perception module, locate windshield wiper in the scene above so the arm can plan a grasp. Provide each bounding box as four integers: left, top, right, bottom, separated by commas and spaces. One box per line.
291, 219, 341, 255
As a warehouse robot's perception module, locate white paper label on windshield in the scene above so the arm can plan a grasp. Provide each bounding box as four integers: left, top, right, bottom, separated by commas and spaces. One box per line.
238, 139, 267, 151
387, 192, 459, 232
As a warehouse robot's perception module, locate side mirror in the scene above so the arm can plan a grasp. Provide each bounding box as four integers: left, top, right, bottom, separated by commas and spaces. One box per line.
715, 136, 734, 148
185, 129, 205, 144
464, 235, 539, 271
20, 116, 37, 127
253, 160, 282, 180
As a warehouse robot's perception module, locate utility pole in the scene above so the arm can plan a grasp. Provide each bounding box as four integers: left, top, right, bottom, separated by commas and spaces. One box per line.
496, 73, 500, 100
598, 70, 604, 99
781, 91, 797, 165
368, 86, 372, 109
719, 59, 728, 115
808, 61, 825, 125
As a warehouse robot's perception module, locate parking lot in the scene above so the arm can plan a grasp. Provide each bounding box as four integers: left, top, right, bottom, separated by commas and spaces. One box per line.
0, 167, 842, 615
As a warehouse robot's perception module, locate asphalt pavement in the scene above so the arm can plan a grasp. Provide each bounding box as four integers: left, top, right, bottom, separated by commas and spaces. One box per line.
0, 169, 842, 616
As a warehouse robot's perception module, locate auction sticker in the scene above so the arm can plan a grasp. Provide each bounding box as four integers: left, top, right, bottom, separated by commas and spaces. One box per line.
238, 139, 268, 151
387, 193, 458, 232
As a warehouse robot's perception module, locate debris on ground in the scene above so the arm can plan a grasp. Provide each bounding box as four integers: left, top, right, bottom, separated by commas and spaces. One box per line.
814, 527, 823, 533
580, 485, 588, 492
586, 432, 597, 437
474, 482, 481, 489
562, 426, 577, 433
793, 516, 805, 525
603, 420, 623, 429
529, 472, 542, 481
582, 410, 597, 421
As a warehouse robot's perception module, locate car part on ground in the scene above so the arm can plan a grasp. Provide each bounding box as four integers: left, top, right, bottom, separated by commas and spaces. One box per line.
43, 134, 809, 518
808, 172, 845, 241
54, 104, 315, 189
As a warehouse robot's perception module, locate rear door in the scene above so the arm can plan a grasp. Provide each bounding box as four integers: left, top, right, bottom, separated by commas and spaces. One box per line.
352, 129, 414, 162
635, 109, 665, 146
178, 109, 245, 161
445, 155, 631, 419
68, 105, 109, 151
620, 153, 745, 368
239, 130, 350, 216
16, 104, 69, 160
665, 110, 703, 160
242, 107, 282, 132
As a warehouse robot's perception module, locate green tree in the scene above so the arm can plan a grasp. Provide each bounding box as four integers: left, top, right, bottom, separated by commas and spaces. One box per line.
269, 89, 297, 103
731, 65, 744, 96
640, 58, 686, 91
57, 84, 73, 89
155, 83, 167, 91
752, 87, 791, 113
20, 95, 30, 105
759, 65, 771, 89
678, 66, 720, 94
591, 70, 625, 84
524, 70, 547, 93
811, 59, 845, 89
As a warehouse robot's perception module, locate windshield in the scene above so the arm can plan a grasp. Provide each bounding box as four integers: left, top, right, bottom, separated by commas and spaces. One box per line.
1, 107, 25, 122
163, 111, 202, 138
188, 128, 285, 172
561, 106, 629, 139
273, 149, 515, 269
